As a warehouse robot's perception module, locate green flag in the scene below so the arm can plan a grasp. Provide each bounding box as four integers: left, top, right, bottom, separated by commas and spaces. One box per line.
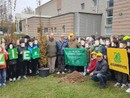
23, 51, 31, 60
8, 48, 18, 60
0, 53, 5, 66
32, 48, 40, 59
64, 48, 87, 66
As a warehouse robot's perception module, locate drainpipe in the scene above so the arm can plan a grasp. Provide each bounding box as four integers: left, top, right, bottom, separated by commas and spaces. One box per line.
96, 0, 99, 13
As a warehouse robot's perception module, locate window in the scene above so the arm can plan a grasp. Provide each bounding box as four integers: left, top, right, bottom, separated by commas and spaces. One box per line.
107, 9, 113, 17
51, 28, 53, 33
81, 3, 85, 10
93, 0, 97, 6
62, 25, 65, 33
106, 0, 113, 25
44, 28, 48, 34
106, 27, 112, 34
57, 9, 61, 15
54, 27, 57, 33
107, 0, 113, 8
106, 17, 113, 24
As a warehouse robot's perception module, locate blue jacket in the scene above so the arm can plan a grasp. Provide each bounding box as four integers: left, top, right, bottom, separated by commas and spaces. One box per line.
56, 40, 68, 55
28, 45, 33, 58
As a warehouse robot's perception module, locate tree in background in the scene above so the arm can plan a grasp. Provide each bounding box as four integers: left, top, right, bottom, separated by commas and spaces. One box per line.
22, 6, 34, 14
36, 0, 47, 67
0, 20, 8, 33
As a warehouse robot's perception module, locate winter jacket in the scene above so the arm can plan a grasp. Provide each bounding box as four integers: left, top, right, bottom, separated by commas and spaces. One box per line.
28, 45, 33, 58
0, 50, 8, 69
18, 46, 27, 62
87, 58, 97, 72
68, 40, 80, 48
28, 44, 39, 59
93, 59, 110, 75
56, 40, 68, 55
47, 39, 57, 57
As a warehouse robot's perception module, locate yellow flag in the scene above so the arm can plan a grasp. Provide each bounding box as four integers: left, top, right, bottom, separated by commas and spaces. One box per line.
107, 48, 129, 75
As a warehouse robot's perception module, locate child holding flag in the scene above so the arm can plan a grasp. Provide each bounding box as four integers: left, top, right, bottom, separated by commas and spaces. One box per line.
28, 38, 40, 76
7, 43, 18, 82
17, 39, 28, 80
0, 46, 8, 87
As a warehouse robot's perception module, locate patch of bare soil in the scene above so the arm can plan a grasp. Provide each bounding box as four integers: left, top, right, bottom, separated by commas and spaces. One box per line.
58, 71, 87, 83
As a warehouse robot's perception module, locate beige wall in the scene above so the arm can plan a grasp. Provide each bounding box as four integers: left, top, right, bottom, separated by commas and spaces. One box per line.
22, 17, 50, 37
36, 0, 57, 16
112, 0, 130, 35
36, 0, 106, 16
50, 13, 74, 37
22, 13, 74, 37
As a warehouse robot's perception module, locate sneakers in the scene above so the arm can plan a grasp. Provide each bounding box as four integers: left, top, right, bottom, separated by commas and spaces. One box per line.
126, 88, 130, 93
17, 76, 21, 80
17, 76, 28, 80
23, 76, 28, 79
114, 82, 121, 87
121, 84, 127, 89
57, 72, 60, 75
2, 83, 6, 87
9, 78, 13, 82
62, 72, 65, 74
83, 72, 86, 76
0, 83, 6, 87
13, 78, 16, 82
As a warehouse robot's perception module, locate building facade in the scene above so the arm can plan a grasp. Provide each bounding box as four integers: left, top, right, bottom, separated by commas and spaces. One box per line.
22, 12, 102, 37
112, 0, 130, 35
35, 0, 114, 36
22, 0, 114, 36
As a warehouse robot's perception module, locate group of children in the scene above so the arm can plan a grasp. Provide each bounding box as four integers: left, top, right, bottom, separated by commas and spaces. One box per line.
79, 35, 130, 92
1, 34, 130, 92
0, 37, 40, 87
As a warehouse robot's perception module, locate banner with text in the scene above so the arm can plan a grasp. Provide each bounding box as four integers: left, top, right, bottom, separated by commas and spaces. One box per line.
64, 48, 87, 66
107, 48, 129, 75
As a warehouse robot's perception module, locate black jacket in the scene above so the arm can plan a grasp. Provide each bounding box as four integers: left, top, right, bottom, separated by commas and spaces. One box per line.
18, 46, 27, 62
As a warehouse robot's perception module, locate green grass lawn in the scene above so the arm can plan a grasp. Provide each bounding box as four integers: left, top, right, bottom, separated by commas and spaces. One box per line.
0, 75, 130, 98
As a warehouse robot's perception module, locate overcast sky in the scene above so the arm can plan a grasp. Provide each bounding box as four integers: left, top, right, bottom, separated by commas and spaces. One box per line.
15, 0, 50, 13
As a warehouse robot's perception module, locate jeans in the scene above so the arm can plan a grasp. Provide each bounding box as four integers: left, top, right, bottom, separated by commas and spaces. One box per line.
0, 69, 6, 84
91, 73, 107, 85
84, 63, 89, 73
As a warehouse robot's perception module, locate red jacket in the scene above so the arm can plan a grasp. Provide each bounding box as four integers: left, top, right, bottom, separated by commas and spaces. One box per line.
87, 58, 97, 72
0, 50, 8, 69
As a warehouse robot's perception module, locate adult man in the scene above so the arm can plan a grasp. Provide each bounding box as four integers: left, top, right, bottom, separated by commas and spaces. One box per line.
90, 53, 110, 89
68, 33, 80, 48
47, 33, 57, 73
67, 33, 80, 72
56, 35, 68, 74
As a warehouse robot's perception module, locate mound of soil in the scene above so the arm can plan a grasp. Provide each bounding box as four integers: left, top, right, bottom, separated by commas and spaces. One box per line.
58, 71, 87, 83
